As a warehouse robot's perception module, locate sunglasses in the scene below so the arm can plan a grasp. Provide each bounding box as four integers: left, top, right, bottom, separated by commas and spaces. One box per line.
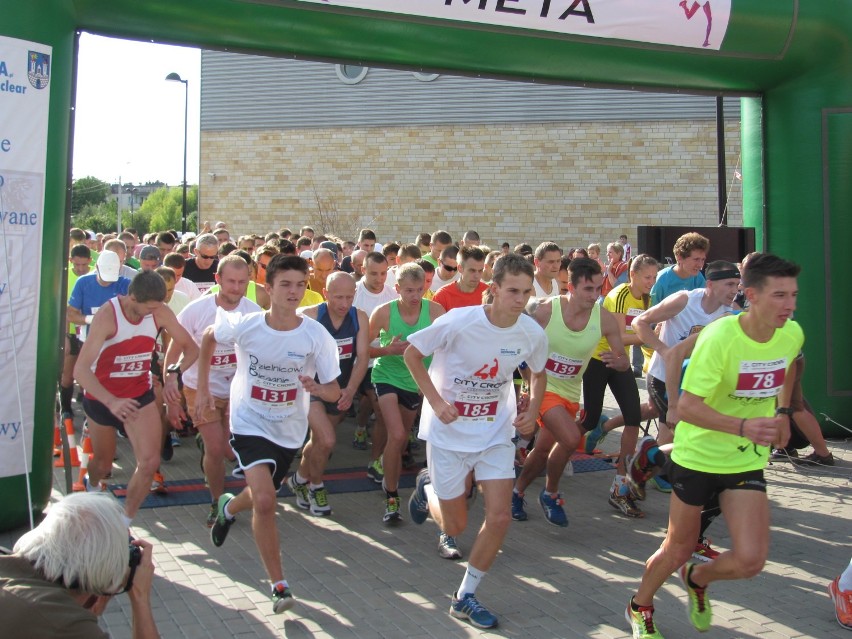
197, 253, 217, 260
441, 262, 458, 272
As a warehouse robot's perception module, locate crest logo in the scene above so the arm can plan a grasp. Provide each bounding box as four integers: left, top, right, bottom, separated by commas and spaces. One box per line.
27, 51, 50, 89
473, 358, 499, 380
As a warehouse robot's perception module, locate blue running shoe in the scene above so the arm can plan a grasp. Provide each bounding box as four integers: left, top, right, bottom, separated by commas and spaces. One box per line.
584, 414, 609, 454
511, 491, 528, 521
539, 489, 569, 527
450, 592, 498, 629
408, 468, 431, 524
650, 475, 672, 493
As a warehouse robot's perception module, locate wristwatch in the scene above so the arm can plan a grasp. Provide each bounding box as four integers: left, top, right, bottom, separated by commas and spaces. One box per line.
166, 364, 182, 377
775, 407, 794, 416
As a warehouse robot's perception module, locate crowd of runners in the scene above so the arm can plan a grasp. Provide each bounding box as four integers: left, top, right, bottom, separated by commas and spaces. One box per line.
54, 222, 850, 637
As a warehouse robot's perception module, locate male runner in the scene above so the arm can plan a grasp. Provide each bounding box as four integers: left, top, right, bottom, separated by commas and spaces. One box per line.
432, 246, 488, 311
73, 271, 198, 522
164, 255, 260, 526
429, 245, 460, 293
352, 252, 397, 455
626, 253, 803, 638
532, 241, 562, 298
650, 232, 709, 305
511, 258, 629, 526
288, 272, 369, 516
370, 263, 444, 523
404, 253, 548, 629
206, 254, 340, 614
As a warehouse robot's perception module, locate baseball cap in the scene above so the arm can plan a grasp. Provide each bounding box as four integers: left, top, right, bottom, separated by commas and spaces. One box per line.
300, 250, 314, 260
139, 245, 161, 262
96, 251, 121, 282
319, 241, 339, 258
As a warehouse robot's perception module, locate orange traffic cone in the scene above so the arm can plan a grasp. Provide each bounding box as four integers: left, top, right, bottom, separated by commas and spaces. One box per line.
55, 413, 81, 468
73, 429, 94, 492
52, 417, 63, 457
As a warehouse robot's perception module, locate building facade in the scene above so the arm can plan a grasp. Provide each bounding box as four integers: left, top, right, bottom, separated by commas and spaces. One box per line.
200, 50, 743, 248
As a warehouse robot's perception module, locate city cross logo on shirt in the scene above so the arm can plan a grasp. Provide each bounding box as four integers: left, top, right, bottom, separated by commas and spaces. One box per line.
473, 358, 499, 380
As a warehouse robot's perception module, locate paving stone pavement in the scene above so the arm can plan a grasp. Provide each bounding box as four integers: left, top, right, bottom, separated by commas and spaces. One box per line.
2, 387, 850, 639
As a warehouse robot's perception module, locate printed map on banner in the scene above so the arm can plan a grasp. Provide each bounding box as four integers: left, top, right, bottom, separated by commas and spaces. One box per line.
0, 36, 51, 478
295, 0, 732, 50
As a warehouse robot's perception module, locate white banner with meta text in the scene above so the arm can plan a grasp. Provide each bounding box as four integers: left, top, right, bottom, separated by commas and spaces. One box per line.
298, 0, 731, 50
0, 35, 51, 478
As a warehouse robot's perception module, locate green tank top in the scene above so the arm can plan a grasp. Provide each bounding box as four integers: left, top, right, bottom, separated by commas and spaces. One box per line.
372, 299, 432, 392
543, 297, 601, 402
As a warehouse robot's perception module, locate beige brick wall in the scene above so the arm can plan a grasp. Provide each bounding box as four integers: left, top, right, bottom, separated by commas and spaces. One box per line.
200, 120, 743, 249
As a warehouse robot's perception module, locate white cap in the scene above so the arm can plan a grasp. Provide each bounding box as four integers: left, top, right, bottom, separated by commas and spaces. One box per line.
96, 250, 121, 282
300, 250, 314, 259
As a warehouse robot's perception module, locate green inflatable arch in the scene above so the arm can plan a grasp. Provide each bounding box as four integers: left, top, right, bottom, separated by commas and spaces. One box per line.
2, 1, 849, 529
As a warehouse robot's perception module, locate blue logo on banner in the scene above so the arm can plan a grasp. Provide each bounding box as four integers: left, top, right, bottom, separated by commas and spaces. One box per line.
27, 51, 50, 89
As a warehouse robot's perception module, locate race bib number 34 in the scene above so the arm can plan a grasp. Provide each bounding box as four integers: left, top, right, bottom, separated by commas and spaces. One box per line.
735, 359, 787, 398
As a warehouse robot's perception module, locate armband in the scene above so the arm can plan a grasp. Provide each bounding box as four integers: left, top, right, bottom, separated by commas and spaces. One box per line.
775, 407, 794, 417
739, 418, 746, 437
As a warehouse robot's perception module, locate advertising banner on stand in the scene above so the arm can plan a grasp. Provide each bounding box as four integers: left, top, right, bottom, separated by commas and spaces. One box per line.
0, 35, 51, 479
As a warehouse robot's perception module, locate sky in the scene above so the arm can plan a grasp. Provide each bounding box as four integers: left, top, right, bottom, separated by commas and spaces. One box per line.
72, 33, 201, 187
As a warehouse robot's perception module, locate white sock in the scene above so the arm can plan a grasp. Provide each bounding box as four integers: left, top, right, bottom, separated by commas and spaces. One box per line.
294, 471, 308, 485
272, 579, 289, 591
223, 499, 236, 521
309, 482, 323, 491
458, 565, 486, 597
122, 514, 132, 528
840, 557, 852, 591
513, 486, 523, 495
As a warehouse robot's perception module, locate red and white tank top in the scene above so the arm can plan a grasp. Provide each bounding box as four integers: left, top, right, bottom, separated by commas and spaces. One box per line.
87, 297, 158, 399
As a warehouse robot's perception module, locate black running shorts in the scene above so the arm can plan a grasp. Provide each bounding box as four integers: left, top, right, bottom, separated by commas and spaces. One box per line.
82, 388, 156, 433
229, 433, 298, 491
668, 460, 767, 507
374, 382, 422, 411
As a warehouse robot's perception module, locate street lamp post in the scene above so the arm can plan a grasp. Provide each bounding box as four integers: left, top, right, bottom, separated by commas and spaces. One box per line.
165, 72, 189, 235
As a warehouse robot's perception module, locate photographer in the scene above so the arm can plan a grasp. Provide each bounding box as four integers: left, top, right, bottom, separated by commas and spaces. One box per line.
0, 493, 159, 638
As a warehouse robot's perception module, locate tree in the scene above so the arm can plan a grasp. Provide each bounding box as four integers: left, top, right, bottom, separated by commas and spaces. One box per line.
138, 185, 198, 233
71, 200, 117, 233
71, 176, 110, 216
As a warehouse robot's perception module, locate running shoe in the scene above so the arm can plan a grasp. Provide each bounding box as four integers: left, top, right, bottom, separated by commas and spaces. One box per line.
625, 600, 664, 638
609, 484, 644, 518
210, 493, 236, 547
83, 474, 107, 493
829, 576, 852, 630
367, 458, 384, 484
308, 486, 332, 517
626, 436, 660, 501
286, 474, 310, 510
408, 468, 431, 524
692, 536, 720, 563
770, 447, 797, 461
650, 475, 672, 494
352, 427, 368, 450
679, 563, 712, 631
150, 471, 168, 495
271, 582, 295, 614
791, 451, 835, 467
438, 532, 462, 560
511, 491, 528, 521
383, 496, 401, 524
584, 414, 609, 454
539, 489, 568, 527
170, 431, 182, 447
450, 592, 498, 629
206, 501, 217, 528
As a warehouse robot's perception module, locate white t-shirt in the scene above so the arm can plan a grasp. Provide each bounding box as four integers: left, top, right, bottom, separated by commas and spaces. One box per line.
407, 306, 548, 452
167, 289, 191, 316
178, 294, 261, 397
430, 269, 459, 293
214, 309, 340, 448
353, 280, 397, 367
175, 276, 202, 302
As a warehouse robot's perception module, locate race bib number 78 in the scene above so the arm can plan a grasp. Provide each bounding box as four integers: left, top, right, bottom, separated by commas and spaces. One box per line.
734, 359, 787, 398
